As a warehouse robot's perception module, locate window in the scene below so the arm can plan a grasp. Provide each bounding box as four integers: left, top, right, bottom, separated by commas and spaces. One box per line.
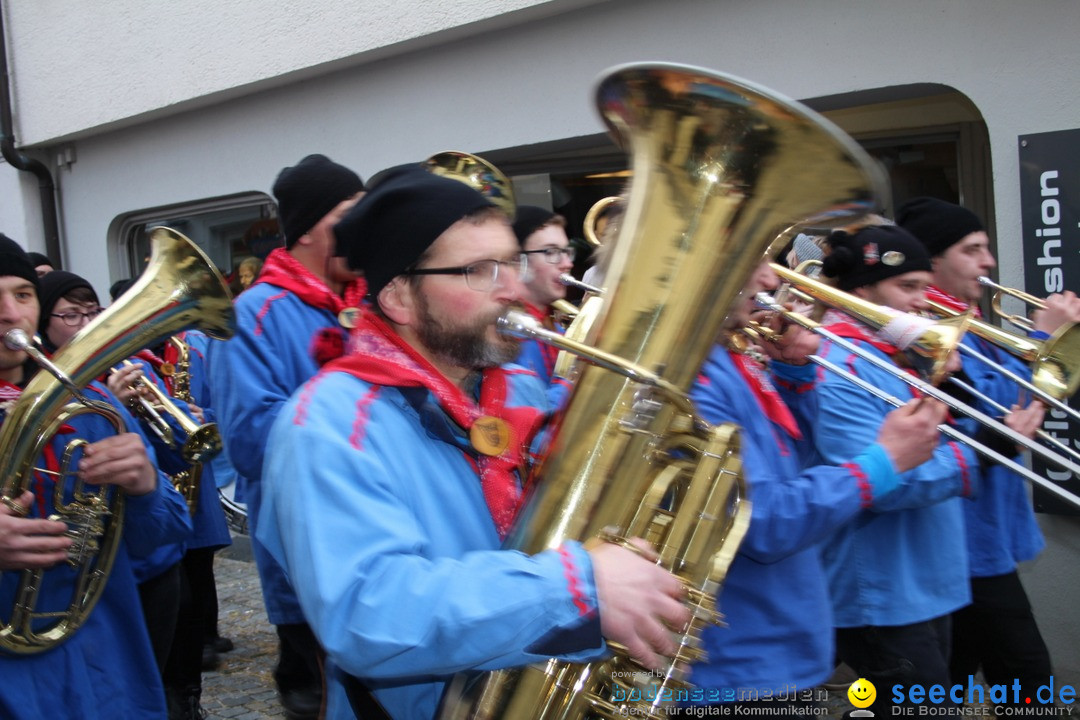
114, 192, 278, 294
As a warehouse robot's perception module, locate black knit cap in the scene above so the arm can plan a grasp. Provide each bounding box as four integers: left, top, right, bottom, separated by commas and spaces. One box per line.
895, 197, 985, 257
821, 224, 932, 291
272, 154, 365, 248
37, 271, 99, 337
0, 233, 39, 293
512, 205, 557, 247
334, 164, 496, 300
26, 251, 55, 270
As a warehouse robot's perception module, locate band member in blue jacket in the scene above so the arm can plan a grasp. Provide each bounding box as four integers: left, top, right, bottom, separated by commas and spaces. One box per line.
207, 154, 366, 719
258, 166, 689, 720
810, 223, 1027, 714
898, 197, 1080, 704
688, 260, 947, 707
511, 205, 575, 386
0, 234, 192, 719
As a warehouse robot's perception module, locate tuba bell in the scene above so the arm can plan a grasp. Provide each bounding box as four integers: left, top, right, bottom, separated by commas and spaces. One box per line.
0, 227, 234, 653
438, 62, 888, 720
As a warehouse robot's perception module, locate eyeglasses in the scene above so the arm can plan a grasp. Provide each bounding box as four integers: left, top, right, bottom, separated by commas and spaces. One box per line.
521, 246, 576, 264
403, 254, 529, 292
51, 308, 104, 326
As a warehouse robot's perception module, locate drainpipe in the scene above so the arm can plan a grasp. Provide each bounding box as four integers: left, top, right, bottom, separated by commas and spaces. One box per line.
0, 0, 62, 264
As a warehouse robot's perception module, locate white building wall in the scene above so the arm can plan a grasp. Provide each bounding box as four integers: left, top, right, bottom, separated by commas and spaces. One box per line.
2, 0, 1079, 686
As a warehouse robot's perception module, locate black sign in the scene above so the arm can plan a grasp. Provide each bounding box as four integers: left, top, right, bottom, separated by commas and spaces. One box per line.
1018, 128, 1080, 514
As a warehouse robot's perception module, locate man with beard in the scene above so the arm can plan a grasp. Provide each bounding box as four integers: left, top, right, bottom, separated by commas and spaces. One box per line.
897, 197, 1080, 706
257, 166, 690, 720
207, 154, 366, 719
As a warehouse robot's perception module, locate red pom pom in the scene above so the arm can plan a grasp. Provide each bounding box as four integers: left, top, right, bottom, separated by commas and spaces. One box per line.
312, 328, 346, 367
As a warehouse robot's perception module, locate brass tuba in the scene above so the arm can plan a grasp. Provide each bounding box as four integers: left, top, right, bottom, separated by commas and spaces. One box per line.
438, 63, 887, 719
0, 227, 234, 653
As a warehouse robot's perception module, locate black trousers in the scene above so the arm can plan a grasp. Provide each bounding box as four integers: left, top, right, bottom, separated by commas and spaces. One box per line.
836, 615, 955, 716
138, 562, 182, 675
164, 546, 217, 692
275, 622, 324, 695
950, 571, 1053, 705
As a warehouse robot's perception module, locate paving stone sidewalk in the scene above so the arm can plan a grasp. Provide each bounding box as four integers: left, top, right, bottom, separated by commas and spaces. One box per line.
202, 539, 289, 720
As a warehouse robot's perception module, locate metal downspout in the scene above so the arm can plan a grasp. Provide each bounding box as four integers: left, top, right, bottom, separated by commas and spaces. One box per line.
0, 0, 62, 263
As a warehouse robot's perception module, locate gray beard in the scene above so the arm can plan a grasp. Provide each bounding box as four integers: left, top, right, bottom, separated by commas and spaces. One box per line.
415, 295, 520, 370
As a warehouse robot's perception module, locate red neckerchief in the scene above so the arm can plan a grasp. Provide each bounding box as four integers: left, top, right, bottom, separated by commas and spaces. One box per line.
326, 312, 545, 538
523, 302, 559, 378
822, 309, 906, 357
0, 377, 21, 412
254, 247, 367, 314
255, 247, 367, 365
822, 310, 923, 399
728, 350, 802, 440
927, 284, 982, 318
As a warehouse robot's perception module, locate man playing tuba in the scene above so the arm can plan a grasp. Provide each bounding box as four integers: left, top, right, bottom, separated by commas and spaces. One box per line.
257, 166, 689, 720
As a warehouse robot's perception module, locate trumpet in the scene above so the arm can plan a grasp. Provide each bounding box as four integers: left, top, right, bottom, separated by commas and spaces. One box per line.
112, 359, 221, 465
753, 292, 1080, 502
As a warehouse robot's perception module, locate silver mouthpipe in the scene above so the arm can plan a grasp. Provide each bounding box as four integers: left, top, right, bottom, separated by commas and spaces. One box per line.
559, 273, 603, 295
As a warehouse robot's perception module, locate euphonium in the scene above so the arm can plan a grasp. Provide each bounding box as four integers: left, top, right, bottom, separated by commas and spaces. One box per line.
0, 227, 234, 653
438, 62, 888, 720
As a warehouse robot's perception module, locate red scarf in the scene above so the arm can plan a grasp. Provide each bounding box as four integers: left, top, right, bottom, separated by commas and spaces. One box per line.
729, 351, 802, 440
255, 248, 368, 365
822, 310, 923, 398
254, 247, 366, 314
523, 302, 560, 378
926, 284, 981, 318
326, 312, 545, 538
0, 377, 21, 411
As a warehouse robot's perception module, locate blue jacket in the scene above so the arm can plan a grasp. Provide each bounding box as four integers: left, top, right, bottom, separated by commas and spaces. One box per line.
207, 282, 345, 624
0, 388, 192, 719
812, 331, 980, 627
688, 347, 900, 694
257, 368, 605, 720
955, 333, 1044, 576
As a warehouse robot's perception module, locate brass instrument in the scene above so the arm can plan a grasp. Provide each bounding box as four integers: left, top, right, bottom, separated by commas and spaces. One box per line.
164, 336, 206, 514
926, 298, 1080, 423
438, 62, 888, 720
115, 359, 220, 465
770, 263, 971, 385
754, 291, 1080, 492
425, 151, 516, 220
0, 227, 234, 653
582, 196, 621, 248
981, 275, 1049, 333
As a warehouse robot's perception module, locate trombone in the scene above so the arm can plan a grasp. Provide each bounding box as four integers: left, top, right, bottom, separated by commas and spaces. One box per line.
981, 275, 1054, 334
926, 298, 1080, 424
751, 292, 1080, 510
761, 262, 1080, 479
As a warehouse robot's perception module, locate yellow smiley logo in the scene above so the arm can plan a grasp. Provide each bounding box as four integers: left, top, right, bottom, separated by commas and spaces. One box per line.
848, 677, 876, 708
